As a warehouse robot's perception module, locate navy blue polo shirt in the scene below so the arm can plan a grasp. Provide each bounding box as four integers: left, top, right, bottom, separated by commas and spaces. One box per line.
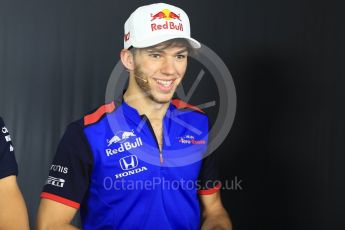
41, 99, 220, 229
0, 117, 18, 179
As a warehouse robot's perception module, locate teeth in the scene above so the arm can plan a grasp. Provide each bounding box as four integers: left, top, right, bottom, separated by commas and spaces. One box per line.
156, 79, 173, 87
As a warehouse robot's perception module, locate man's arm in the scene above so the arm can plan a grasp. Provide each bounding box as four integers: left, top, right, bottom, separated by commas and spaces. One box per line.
0, 175, 29, 230
200, 190, 232, 230
36, 198, 79, 230
37, 121, 93, 230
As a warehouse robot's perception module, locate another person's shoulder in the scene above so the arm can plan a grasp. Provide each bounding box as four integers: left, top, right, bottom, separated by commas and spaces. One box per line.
0, 116, 4, 126
0, 116, 14, 152
0, 116, 18, 179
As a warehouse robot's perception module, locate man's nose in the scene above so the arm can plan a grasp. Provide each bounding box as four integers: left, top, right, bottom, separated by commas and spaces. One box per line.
160, 58, 176, 75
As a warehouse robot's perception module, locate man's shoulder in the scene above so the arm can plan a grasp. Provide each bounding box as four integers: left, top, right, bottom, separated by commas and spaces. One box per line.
65, 101, 116, 133
171, 99, 208, 117
83, 101, 116, 127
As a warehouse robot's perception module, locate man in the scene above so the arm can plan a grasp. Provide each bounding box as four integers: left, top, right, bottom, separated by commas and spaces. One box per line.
0, 117, 30, 229
37, 3, 232, 229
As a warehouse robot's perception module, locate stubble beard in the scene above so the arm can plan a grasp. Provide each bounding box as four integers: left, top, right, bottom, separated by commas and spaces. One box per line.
134, 66, 172, 104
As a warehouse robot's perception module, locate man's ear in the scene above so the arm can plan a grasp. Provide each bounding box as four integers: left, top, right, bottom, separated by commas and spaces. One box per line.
120, 49, 135, 71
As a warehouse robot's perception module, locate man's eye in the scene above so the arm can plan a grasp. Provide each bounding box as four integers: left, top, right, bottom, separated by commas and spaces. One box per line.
176, 55, 186, 60
149, 54, 161, 59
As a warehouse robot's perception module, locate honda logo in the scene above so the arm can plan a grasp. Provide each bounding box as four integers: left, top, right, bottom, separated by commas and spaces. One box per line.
119, 155, 138, 170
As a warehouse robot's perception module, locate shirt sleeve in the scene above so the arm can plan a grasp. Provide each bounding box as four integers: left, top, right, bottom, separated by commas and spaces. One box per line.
0, 117, 18, 179
197, 115, 221, 195
197, 152, 222, 195
41, 121, 93, 209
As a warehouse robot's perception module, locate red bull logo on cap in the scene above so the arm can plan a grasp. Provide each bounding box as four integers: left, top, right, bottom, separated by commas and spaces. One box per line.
150, 9, 183, 32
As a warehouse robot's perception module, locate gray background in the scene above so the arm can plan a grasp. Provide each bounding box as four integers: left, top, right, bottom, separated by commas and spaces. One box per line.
1, 0, 344, 229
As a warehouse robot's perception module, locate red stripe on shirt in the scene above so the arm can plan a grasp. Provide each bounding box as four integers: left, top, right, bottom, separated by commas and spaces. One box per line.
40, 192, 80, 209
84, 102, 115, 126
198, 182, 221, 195
172, 99, 205, 114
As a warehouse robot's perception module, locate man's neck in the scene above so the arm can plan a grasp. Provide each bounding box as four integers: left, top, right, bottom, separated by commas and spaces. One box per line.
123, 89, 170, 121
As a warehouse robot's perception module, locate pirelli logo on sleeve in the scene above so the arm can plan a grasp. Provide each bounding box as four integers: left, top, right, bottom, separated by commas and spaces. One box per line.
46, 176, 66, 188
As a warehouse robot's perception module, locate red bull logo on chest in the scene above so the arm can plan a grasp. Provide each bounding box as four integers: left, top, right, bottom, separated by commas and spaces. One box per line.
105, 130, 143, 157
150, 9, 183, 32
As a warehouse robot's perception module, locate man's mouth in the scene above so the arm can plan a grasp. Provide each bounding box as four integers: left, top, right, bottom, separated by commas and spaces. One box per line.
156, 79, 173, 87
154, 78, 176, 91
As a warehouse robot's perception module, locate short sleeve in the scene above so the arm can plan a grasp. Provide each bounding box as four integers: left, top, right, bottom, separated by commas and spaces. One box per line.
197, 113, 221, 195
198, 152, 222, 195
0, 117, 18, 179
41, 121, 93, 209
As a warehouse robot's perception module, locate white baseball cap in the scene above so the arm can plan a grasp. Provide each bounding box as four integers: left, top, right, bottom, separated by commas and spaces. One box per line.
124, 3, 201, 49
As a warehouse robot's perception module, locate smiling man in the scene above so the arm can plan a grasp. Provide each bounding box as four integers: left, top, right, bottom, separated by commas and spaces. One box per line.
37, 3, 232, 230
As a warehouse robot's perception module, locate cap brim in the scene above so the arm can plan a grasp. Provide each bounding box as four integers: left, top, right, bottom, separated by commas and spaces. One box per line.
131, 34, 201, 49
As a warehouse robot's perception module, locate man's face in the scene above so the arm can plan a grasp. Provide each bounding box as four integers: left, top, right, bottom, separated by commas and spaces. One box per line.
132, 44, 188, 104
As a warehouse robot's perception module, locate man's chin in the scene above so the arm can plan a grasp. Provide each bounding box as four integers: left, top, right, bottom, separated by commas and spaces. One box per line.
152, 98, 171, 104
149, 94, 173, 104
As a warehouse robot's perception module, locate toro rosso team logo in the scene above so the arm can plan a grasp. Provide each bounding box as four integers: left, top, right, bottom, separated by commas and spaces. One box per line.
177, 135, 206, 145
150, 9, 183, 32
